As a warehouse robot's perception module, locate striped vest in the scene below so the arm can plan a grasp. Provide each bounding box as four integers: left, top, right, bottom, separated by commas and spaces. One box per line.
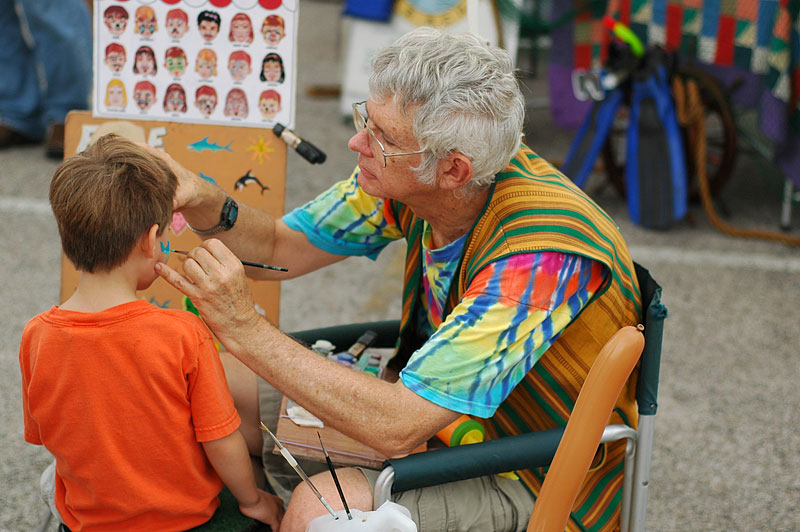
390, 145, 641, 532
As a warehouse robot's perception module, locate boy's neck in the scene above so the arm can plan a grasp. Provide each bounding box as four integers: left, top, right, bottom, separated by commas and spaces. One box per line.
60, 264, 144, 313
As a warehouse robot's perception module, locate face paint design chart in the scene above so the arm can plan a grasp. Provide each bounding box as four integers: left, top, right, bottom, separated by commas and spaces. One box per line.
94, 0, 297, 128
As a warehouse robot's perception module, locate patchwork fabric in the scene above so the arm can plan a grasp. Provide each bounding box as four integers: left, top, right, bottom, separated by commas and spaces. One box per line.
572, 0, 799, 134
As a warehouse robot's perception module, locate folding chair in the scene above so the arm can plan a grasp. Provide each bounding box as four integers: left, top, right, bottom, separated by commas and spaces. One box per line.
529, 325, 644, 532
290, 261, 666, 532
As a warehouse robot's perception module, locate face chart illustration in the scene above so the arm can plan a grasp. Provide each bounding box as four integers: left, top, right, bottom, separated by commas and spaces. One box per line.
94, 0, 297, 128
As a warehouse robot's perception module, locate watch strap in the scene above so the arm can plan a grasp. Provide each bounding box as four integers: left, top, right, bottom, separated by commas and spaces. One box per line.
187, 196, 238, 236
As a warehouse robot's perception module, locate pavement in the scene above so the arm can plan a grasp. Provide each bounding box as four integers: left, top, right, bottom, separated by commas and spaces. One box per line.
2, 1, 799, 531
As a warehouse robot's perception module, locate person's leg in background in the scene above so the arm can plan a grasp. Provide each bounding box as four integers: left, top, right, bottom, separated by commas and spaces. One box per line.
0, 0, 91, 158
0, 0, 42, 147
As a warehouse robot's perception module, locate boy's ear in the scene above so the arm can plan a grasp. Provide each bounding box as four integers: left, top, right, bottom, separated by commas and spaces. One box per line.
140, 224, 160, 258
437, 152, 473, 190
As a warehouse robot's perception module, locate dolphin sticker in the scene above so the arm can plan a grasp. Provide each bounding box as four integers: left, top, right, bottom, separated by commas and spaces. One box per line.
234, 170, 270, 195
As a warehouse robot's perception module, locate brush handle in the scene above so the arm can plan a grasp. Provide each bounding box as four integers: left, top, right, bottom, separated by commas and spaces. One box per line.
173, 250, 288, 272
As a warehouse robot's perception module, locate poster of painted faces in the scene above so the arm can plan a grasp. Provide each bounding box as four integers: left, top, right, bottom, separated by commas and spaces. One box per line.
94, 0, 296, 128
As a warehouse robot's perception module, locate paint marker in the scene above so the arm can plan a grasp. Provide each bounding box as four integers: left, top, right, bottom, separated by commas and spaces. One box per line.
273, 123, 326, 164
318, 432, 352, 520
173, 249, 288, 272
260, 422, 338, 519
350, 330, 378, 371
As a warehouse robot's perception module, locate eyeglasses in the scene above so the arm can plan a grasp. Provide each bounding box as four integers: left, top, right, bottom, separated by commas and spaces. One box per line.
352, 101, 425, 168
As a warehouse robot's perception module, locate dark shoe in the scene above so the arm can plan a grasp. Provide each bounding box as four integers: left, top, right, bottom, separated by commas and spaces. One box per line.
0, 125, 37, 148
45, 123, 65, 159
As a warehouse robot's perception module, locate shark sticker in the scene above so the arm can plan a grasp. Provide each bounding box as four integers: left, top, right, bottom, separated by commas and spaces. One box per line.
234, 170, 270, 195
188, 136, 233, 152
198, 172, 219, 186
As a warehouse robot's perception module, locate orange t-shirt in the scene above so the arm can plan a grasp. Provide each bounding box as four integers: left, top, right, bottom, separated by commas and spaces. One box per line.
19, 300, 241, 532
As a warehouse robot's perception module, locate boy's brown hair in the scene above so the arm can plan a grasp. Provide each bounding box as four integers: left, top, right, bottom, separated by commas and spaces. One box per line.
50, 134, 177, 273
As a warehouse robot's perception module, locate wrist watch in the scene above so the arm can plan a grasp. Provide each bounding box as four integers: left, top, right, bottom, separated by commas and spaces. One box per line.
188, 195, 239, 236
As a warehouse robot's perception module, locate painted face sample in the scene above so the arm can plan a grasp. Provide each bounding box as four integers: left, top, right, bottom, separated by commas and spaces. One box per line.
259, 97, 280, 119
106, 52, 125, 73
199, 20, 219, 42
134, 88, 155, 111
166, 17, 187, 39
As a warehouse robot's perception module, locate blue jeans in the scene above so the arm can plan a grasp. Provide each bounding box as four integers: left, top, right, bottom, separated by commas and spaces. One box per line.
0, 0, 91, 139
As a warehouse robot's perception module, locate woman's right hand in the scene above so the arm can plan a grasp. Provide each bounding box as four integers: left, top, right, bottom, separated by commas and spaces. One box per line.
139, 143, 211, 212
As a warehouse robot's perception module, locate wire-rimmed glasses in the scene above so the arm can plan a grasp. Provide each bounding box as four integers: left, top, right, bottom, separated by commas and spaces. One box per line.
352, 101, 426, 168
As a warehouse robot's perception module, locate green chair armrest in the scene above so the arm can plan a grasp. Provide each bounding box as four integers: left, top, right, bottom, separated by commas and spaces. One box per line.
385, 427, 564, 493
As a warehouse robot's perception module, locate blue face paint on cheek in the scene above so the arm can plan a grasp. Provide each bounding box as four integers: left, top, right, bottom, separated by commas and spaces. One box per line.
160, 240, 171, 259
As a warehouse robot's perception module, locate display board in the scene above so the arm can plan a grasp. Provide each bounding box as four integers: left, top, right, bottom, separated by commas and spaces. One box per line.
94, 0, 298, 129
62, 110, 286, 326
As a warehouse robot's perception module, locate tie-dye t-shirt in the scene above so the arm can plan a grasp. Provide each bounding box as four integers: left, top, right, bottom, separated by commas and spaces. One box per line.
283, 169, 607, 418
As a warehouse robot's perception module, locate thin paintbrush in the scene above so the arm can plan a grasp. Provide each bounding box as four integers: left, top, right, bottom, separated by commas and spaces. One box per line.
260, 422, 338, 519
318, 431, 352, 520
173, 249, 288, 272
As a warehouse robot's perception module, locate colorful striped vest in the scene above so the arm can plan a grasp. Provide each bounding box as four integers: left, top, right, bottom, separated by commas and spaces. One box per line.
390, 145, 642, 532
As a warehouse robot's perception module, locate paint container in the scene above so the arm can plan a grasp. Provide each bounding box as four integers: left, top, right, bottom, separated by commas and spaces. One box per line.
311, 339, 335, 356
436, 415, 485, 446
337, 353, 357, 364
306, 501, 417, 532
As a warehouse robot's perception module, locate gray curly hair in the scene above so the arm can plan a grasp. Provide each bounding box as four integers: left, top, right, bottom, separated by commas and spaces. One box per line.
369, 27, 524, 189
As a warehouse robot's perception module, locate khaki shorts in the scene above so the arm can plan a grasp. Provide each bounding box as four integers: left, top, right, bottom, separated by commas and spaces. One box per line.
360, 468, 533, 532
258, 378, 534, 532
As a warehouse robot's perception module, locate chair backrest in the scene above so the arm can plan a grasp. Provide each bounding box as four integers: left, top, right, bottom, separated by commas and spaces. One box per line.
632, 262, 667, 415
629, 262, 667, 532
527, 326, 645, 532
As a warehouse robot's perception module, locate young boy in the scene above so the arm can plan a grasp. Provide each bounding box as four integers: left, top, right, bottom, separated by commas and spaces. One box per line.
19, 135, 283, 531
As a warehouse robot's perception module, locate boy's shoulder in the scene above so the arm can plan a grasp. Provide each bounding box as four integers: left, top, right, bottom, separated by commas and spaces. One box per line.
21, 302, 213, 343
21, 307, 56, 338
144, 306, 219, 350
148, 305, 210, 331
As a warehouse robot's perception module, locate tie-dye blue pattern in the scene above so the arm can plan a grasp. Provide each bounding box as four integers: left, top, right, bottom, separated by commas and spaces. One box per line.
282, 170, 402, 259
400, 253, 605, 418
280, 169, 606, 417
418, 222, 466, 331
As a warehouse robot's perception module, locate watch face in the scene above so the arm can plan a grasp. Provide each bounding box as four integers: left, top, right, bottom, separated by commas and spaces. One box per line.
223, 197, 239, 229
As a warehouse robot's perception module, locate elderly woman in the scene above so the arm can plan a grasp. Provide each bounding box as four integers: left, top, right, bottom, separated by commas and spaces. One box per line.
153, 27, 640, 532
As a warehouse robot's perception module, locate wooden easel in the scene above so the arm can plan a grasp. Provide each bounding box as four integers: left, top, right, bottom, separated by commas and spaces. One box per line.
62, 110, 286, 325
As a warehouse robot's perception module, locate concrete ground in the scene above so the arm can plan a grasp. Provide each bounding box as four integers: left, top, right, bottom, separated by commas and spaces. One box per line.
2, 1, 799, 531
